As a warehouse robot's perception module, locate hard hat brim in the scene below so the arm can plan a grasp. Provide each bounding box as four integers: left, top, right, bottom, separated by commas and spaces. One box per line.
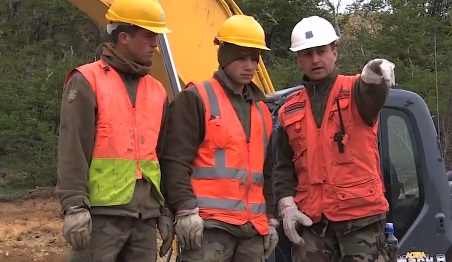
139, 25, 172, 34
218, 38, 270, 51
289, 36, 339, 52
240, 43, 270, 51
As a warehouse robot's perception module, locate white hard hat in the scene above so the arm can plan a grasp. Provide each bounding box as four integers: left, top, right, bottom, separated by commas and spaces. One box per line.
289, 16, 339, 52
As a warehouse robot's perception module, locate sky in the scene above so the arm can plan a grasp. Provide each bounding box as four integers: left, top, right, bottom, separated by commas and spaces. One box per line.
333, 0, 372, 13
335, 0, 356, 13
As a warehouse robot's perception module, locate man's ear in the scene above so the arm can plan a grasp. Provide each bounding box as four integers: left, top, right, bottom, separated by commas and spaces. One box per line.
117, 31, 130, 45
296, 52, 302, 67
332, 47, 338, 61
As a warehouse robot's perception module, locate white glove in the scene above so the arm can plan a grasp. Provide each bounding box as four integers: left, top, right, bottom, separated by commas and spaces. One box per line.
264, 219, 280, 259
175, 207, 204, 250
278, 196, 313, 246
62, 206, 92, 250
361, 59, 395, 87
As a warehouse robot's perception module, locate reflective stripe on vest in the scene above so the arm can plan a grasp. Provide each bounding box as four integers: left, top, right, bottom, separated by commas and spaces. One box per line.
278, 74, 389, 223
189, 78, 272, 235
66, 60, 166, 207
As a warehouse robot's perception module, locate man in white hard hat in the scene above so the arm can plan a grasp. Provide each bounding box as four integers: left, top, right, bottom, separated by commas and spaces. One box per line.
273, 15, 396, 261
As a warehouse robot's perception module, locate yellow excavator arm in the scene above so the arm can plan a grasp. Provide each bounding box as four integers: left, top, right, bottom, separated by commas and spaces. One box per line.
67, 0, 276, 99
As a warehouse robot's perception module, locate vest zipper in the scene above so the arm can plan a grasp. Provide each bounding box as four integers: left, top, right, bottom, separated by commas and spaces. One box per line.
317, 128, 323, 213
246, 143, 252, 221
132, 108, 142, 179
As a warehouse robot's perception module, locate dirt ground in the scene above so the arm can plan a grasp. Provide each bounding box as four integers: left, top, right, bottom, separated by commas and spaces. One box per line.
0, 187, 176, 262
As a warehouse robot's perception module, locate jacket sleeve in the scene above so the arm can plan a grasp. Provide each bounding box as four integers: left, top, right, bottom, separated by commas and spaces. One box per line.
156, 99, 169, 159
156, 98, 170, 210
56, 72, 96, 213
160, 87, 206, 211
263, 133, 276, 219
273, 120, 297, 207
353, 77, 389, 127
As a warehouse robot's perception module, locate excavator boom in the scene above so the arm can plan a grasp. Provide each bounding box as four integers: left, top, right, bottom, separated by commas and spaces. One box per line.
67, 0, 276, 99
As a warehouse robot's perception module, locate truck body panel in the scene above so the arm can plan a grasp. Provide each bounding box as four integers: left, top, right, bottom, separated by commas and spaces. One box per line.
381, 89, 452, 261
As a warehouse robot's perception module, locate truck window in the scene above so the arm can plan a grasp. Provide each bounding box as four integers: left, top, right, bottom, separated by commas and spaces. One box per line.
380, 108, 424, 239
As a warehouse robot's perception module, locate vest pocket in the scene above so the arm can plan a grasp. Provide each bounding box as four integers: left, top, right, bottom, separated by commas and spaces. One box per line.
331, 133, 354, 165
207, 116, 229, 149
333, 178, 377, 210
292, 147, 308, 172
329, 98, 353, 165
282, 112, 306, 153
294, 186, 309, 206
282, 110, 305, 137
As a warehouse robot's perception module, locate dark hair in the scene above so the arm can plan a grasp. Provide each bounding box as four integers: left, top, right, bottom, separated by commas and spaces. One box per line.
110, 24, 142, 44
330, 41, 338, 49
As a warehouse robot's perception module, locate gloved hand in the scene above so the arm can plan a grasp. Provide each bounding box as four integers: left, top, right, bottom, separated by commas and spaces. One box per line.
158, 207, 175, 257
174, 207, 204, 250
264, 218, 280, 259
62, 205, 92, 250
361, 59, 396, 87
278, 196, 313, 246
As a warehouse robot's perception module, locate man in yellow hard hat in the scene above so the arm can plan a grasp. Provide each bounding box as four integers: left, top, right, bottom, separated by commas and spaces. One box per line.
160, 15, 279, 261
56, 0, 174, 261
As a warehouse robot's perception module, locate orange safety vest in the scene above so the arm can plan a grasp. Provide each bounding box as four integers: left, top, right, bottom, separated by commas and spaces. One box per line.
64, 59, 167, 207
187, 78, 273, 235
278, 74, 389, 223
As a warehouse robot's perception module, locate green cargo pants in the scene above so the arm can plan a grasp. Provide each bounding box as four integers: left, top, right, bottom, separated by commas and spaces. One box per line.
66, 214, 158, 262
179, 228, 265, 262
292, 220, 391, 262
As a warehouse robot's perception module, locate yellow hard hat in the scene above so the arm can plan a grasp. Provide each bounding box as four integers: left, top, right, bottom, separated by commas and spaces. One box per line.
216, 15, 270, 51
106, 0, 171, 34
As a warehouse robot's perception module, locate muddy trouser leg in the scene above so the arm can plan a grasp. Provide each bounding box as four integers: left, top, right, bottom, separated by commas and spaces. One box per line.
179, 228, 236, 262
337, 221, 390, 262
66, 214, 132, 262
67, 249, 92, 262
117, 217, 158, 262
232, 234, 265, 262
291, 225, 340, 262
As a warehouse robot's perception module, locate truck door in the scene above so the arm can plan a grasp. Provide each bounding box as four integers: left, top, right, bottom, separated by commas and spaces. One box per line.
378, 89, 452, 261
